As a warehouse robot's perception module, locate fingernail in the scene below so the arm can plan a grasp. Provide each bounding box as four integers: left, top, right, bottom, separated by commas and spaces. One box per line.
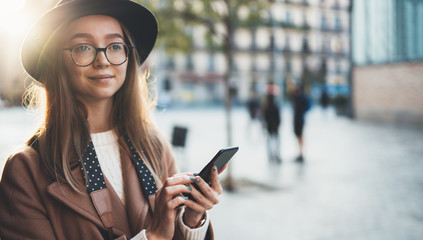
187, 185, 193, 191
196, 178, 201, 183
213, 166, 217, 172
183, 196, 189, 200
194, 173, 199, 176
190, 176, 195, 181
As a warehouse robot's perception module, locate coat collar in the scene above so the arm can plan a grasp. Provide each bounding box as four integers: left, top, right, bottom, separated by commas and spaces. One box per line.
46, 135, 157, 237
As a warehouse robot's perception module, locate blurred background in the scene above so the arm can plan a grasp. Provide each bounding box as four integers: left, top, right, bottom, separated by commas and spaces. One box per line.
1, 0, 422, 239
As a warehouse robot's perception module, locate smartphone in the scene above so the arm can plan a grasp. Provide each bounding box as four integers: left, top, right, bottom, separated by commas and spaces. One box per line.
198, 146, 239, 184
184, 146, 239, 201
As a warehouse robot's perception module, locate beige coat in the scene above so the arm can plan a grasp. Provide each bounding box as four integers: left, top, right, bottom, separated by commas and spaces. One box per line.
0, 137, 213, 239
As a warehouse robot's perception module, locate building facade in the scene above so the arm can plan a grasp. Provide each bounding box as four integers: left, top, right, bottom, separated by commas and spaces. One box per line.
352, 0, 423, 124
151, 0, 351, 107
0, 0, 352, 109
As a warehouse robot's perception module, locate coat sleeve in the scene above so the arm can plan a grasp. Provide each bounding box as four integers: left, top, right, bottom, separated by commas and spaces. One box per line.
0, 150, 57, 239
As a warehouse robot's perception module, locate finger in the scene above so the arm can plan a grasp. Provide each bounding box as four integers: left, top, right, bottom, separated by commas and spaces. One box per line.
172, 172, 196, 178
183, 199, 207, 213
218, 164, 227, 174
161, 184, 194, 199
187, 187, 214, 210
210, 165, 223, 194
163, 175, 195, 187
168, 196, 189, 210
193, 177, 215, 198
189, 180, 219, 207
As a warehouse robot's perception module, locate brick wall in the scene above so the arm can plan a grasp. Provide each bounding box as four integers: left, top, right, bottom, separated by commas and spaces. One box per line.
353, 62, 423, 125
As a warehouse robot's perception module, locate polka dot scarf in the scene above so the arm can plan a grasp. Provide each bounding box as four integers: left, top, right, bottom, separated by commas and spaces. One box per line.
80, 135, 157, 196
124, 136, 158, 195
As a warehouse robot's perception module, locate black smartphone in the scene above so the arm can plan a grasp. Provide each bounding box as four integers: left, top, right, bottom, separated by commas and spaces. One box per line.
198, 146, 239, 184
184, 146, 239, 201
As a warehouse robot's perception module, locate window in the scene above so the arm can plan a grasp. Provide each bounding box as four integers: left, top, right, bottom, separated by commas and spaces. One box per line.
353, 0, 423, 65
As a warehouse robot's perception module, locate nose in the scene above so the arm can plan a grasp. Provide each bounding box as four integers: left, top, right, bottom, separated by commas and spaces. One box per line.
93, 49, 110, 68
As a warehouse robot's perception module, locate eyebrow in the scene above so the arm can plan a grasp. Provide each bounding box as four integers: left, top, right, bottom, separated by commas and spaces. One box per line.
69, 33, 124, 41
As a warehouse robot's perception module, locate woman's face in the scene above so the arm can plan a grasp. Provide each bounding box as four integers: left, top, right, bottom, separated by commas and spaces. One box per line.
63, 15, 128, 104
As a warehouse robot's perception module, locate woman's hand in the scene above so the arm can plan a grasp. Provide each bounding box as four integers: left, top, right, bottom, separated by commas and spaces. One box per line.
183, 165, 223, 228
146, 174, 195, 240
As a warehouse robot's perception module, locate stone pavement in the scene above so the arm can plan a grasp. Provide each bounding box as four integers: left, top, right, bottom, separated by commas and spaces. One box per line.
1, 106, 423, 240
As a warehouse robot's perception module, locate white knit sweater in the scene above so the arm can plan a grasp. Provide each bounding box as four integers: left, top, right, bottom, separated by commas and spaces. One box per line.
91, 130, 209, 240
91, 130, 124, 201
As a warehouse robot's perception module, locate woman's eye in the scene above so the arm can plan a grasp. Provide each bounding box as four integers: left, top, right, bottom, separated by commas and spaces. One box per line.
75, 45, 91, 52
110, 44, 123, 51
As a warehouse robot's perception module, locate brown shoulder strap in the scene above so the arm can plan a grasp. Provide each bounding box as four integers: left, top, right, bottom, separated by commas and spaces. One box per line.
91, 189, 114, 238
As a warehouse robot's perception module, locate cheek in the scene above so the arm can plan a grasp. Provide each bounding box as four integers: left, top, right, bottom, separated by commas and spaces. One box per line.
118, 64, 128, 82
63, 53, 74, 72
63, 55, 77, 76
63, 58, 84, 88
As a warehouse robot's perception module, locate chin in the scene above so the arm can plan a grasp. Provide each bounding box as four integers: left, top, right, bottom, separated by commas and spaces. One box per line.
87, 90, 118, 101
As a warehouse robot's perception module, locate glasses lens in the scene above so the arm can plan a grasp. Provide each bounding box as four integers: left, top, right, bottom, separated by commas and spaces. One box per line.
71, 44, 96, 66
106, 43, 128, 65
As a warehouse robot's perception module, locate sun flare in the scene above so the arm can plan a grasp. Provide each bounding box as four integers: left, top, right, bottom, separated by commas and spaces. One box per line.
0, 0, 29, 37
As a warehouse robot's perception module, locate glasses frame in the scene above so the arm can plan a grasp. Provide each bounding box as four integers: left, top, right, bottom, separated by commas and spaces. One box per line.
62, 42, 134, 67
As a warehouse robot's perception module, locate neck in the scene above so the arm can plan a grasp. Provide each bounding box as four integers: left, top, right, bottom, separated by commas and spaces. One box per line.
81, 98, 114, 133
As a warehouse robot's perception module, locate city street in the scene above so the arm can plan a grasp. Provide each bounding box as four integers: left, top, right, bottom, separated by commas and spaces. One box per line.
1, 106, 423, 240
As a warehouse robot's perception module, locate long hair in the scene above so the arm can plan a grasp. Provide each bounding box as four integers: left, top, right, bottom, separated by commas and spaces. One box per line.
25, 20, 166, 192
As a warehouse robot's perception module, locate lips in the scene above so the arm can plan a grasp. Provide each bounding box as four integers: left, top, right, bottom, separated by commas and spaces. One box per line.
88, 74, 114, 81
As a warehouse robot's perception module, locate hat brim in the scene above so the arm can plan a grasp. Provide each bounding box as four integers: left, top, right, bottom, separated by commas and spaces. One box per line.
21, 0, 158, 82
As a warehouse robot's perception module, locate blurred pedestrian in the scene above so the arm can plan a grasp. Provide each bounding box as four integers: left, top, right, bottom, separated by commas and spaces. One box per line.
320, 87, 330, 109
0, 0, 219, 239
246, 88, 261, 122
262, 90, 281, 164
292, 85, 311, 162
246, 88, 262, 139
319, 87, 330, 119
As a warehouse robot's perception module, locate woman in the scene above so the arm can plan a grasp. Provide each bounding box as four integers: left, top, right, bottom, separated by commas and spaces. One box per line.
0, 0, 221, 239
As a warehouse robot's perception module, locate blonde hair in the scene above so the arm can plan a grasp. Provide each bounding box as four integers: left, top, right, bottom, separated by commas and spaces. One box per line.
25, 19, 166, 192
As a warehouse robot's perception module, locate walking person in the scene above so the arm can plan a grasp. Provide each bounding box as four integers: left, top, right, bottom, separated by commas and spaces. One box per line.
246, 88, 261, 139
247, 89, 261, 122
320, 87, 330, 110
262, 90, 281, 164
292, 85, 311, 162
0, 0, 220, 239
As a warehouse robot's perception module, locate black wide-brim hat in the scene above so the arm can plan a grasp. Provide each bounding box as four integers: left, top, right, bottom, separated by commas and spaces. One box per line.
21, 0, 158, 82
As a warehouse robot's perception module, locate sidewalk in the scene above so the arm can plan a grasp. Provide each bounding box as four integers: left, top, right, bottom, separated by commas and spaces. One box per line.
154, 106, 423, 240
1, 106, 423, 239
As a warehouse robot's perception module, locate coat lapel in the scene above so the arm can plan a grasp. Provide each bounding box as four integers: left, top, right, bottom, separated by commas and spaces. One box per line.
47, 167, 104, 229
47, 163, 132, 237
104, 175, 132, 236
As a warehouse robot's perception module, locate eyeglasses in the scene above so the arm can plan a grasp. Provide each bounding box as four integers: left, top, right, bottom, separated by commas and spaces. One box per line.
63, 42, 133, 67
